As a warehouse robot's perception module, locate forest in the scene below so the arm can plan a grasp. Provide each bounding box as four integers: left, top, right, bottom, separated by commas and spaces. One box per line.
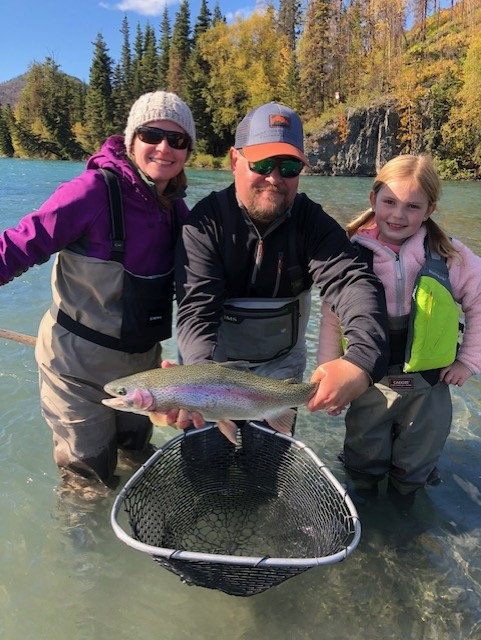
0, 0, 480, 178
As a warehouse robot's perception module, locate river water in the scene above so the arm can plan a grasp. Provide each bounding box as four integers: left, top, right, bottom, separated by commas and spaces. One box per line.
0, 157, 480, 640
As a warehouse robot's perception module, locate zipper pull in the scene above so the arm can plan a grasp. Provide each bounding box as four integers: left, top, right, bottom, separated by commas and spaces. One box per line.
255, 239, 264, 269
273, 251, 283, 296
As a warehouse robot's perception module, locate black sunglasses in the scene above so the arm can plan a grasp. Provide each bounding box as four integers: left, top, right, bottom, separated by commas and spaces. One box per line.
247, 156, 304, 178
135, 126, 191, 150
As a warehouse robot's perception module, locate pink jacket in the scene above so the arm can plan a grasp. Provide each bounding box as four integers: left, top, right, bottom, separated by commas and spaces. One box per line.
318, 224, 481, 375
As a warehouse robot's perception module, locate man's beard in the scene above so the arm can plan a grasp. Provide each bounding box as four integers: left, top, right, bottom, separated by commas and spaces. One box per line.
245, 187, 291, 224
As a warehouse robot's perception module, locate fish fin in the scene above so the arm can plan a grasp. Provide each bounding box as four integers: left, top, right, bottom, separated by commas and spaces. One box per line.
265, 409, 296, 435
216, 360, 251, 371
148, 411, 171, 427
217, 419, 238, 444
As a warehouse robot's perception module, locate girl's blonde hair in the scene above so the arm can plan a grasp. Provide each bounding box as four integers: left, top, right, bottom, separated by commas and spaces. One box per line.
346, 154, 457, 259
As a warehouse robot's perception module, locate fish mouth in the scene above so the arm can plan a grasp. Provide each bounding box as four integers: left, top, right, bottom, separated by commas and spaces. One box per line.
102, 397, 130, 410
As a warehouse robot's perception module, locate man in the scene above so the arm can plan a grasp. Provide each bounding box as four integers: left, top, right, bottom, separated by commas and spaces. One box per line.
174, 102, 389, 431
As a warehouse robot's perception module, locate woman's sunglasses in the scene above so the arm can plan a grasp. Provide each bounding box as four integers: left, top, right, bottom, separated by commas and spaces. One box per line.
247, 156, 304, 178
135, 126, 191, 150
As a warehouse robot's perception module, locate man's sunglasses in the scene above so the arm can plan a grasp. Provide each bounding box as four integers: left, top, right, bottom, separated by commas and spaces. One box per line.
247, 156, 304, 178
135, 126, 191, 150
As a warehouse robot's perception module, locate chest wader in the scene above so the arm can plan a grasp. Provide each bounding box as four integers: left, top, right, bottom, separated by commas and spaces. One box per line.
214, 190, 309, 365
56, 168, 177, 353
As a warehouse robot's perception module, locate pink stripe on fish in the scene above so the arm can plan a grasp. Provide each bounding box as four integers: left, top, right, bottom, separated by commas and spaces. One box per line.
164, 386, 271, 401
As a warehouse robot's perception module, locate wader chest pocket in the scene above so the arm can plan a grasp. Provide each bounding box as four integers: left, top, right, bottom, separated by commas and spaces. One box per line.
121, 271, 174, 352
219, 298, 299, 363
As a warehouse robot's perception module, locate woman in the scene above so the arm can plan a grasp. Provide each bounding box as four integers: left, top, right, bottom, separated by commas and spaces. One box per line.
0, 91, 196, 484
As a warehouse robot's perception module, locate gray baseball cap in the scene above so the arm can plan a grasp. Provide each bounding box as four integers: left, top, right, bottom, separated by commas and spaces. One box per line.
234, 102, 309, 164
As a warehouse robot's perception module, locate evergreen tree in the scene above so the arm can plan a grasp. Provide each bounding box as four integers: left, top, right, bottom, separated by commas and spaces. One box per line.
193, 0, 212, 42
111, 63, 126, 132
142, 23, 159, 92
298, 0, 332, 116
66, 76, 87, 126
83, 33, 115, 153
112, 16, 134, 130
158, 8, 171, 89
38, 58, 85, 158
184, 0, 214, 152
278, 51, 302, 112
14, 121, 55, 157
0, 105, 15, 157
423, 69, 461, 157
337, 0, 368, 101
167, 0, 191, 97
276, 0, 302, 111
10, 97, 62, 159
15, 63, 45, 129
15, 58, 85, 159
131, 23, 145, 99
212, 2, 225, 24
277, 0, 302, 49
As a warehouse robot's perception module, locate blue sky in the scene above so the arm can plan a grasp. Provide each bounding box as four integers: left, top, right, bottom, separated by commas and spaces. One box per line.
1, 0, 455, 85
0, 0, 253, 84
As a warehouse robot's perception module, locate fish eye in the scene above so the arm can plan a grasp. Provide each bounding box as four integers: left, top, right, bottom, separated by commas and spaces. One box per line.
118, 387, 127, 396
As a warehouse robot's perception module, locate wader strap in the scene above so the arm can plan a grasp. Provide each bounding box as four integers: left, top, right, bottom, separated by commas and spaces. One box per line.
99, 168, 125, 263
56, 308, 126, 351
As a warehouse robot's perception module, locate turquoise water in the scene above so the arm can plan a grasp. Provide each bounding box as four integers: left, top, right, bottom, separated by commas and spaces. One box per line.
0, 157, 481, 639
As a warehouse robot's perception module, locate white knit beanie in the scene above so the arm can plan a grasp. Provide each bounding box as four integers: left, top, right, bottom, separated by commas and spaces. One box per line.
124, 91, 196, 153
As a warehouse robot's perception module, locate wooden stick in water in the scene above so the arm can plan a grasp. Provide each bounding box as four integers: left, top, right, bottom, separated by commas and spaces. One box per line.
0, 328, 37, 346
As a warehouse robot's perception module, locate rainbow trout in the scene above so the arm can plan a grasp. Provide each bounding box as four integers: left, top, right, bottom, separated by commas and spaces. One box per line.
102, 361, 318, 443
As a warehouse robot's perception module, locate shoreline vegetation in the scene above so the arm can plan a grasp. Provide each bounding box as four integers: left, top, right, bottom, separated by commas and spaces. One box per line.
1, 0, 481, 179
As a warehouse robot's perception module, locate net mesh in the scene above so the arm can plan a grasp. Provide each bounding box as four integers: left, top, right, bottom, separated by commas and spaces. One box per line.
112, 423, 360, 596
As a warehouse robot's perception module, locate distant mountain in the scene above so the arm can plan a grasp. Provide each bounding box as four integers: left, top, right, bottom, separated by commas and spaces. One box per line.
0, 74, 28, 107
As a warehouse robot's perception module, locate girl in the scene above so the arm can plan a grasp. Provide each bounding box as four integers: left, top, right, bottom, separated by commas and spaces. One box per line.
318, 154, 481, 501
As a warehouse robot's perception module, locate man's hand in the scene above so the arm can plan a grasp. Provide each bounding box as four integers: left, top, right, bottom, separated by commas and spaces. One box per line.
307, 359, 370, 413
152, 360, 206, 430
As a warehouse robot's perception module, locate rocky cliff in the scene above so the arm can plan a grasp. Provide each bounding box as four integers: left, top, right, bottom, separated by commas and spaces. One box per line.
305, 101, 401, 176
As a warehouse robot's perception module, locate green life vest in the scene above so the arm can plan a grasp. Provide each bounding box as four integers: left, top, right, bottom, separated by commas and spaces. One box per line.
404, 245, 460, 372
344, 241, 461, 374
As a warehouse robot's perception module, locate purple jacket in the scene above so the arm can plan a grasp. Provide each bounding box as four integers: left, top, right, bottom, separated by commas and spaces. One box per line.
0, 136, 189, 284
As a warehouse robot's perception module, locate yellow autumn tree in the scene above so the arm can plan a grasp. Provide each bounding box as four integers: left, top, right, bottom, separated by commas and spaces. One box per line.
442, 31, 481, 171
197, 7, 291, 140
